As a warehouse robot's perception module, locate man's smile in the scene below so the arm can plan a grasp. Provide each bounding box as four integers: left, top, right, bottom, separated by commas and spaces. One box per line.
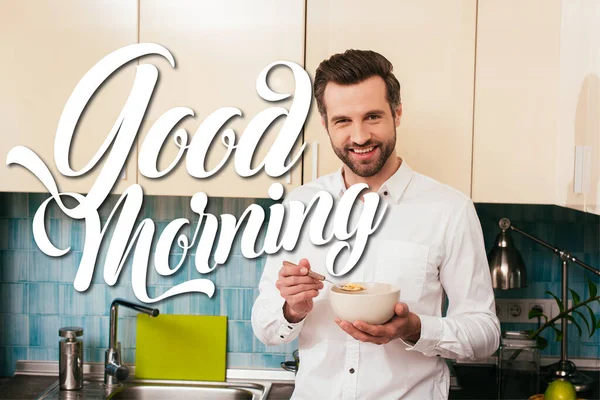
351, 146, 376, 154
348, 145, 379, 160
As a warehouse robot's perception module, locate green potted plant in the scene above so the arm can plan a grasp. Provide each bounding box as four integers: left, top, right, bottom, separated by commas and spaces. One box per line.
528, 277, 600, 350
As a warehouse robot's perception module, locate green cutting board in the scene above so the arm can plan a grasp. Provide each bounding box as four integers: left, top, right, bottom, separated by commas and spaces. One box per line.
135, 314, 227, 381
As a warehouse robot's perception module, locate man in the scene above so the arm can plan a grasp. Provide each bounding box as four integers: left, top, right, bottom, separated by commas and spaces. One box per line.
251, 50, 500, 399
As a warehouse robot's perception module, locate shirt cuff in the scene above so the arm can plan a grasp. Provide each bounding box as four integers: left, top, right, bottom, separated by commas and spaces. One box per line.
274, 297, 305, 340
400, 314, 444, 357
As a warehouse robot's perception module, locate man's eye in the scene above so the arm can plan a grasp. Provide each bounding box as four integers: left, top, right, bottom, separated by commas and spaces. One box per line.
336, 119, 349, 124
367, 115, 380, 120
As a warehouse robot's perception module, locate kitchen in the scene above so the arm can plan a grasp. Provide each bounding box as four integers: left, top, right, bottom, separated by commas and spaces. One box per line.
1, 1, 599, 399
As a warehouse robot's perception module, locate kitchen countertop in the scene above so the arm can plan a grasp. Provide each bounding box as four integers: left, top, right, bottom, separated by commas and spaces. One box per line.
450, 364, 600, 400
0, 375, 296, 400
264, 365, 600, 400
1, 365, 598, 399
0, 375, 58, 400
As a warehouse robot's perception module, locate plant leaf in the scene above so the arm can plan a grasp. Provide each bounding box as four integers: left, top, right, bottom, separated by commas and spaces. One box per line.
588, 276, 598, 299
536, 335, 548, 350
573, 310, 591, 336
569, 289, 580, 305
551, 326, 563, 342
528, 308, 546, 320
546, 290, 564, 313
584, 304, 597, 337
597, 319, 600, 329
567, 315, 583, 337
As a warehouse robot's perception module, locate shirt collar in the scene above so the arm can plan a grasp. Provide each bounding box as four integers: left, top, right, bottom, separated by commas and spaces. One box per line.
332, 158, 414, 203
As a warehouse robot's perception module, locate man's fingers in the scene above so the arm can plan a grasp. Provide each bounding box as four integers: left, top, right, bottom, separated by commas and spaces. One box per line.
298, 258, 312, 270
335, 319, 389, 345
281, 282, 323, 296
395, 302, 410, 318
353, 321, 387, 337
275, 275, 320, 290
287, 290, 320, 303
279, 261, 311, 278
286, 275, 320, 286
279, 265, 306, 277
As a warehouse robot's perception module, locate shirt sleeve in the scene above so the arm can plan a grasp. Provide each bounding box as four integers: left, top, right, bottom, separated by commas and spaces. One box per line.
403, 198, 501, 360
251, 249, 305, 346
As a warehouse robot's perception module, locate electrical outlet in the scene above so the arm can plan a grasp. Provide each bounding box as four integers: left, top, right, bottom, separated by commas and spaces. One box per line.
508, 303, 522, 318
495, 303, 503, 320
495, 298, 573, 324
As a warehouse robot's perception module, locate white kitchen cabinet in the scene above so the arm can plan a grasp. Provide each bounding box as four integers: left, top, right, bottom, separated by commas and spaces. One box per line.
472, 0, 562, 206
472, 0, 600, 216
582, 2, 600, 216
137, 0, 305, 198
0, 1, 138, 194
303, 0, 477, 196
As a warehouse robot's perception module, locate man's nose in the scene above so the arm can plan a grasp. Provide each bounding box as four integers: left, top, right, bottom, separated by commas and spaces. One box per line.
350, 124, 371, 146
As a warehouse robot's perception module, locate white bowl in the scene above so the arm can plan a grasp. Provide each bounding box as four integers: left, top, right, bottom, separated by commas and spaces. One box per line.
330, 282, 401, 325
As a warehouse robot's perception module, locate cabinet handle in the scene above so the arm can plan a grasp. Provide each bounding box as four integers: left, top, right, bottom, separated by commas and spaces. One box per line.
574, 145, 590, 194
312, 141, 318, 181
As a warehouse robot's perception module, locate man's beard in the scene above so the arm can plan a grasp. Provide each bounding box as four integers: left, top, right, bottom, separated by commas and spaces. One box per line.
330, 132, 396, 177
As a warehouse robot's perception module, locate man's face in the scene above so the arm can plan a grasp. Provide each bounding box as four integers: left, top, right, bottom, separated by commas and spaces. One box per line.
321, 76, 401, 177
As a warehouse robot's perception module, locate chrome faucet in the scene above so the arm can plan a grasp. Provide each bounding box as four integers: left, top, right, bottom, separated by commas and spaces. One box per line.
105, 298, 159, 386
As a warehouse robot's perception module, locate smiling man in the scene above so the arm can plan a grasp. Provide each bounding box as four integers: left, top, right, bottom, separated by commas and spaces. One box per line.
252, 50, 500, 400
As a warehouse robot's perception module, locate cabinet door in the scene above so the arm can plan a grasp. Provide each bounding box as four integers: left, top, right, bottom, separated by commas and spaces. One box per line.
472, 0, 563, 205
555, 0, 592, 213
304, 0, 476, 196
138, 0, 305, 198
584, 2, 600, 216
0, 1, 138, 194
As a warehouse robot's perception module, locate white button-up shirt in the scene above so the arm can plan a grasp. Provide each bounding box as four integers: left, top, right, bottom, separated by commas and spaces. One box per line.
251, 160, 500, 400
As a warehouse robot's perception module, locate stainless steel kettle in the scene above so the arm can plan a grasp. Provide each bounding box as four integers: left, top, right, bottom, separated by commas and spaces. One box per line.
281, 349, 299, 374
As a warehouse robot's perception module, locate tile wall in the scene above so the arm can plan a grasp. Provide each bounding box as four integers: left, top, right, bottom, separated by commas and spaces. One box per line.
475, 203, 600, 360
0, 192, 292, 377
0, 194, 598, 376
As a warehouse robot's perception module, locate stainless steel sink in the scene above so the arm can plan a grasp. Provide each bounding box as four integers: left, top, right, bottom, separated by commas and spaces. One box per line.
37, 377, 270, 400
108, 381, 267, 400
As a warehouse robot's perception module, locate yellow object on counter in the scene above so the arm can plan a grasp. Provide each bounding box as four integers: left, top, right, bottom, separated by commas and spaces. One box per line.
135, 314, 227, 382
544, 379, 577, 400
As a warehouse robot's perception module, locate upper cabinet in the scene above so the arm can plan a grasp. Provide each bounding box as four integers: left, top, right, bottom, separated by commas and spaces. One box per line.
0, 1, 138, 194
2, 1, 598, 212
303, 0, 477, 196
472, 0, 600, 216
136, 0, 305, 198
581, 2, 600, 215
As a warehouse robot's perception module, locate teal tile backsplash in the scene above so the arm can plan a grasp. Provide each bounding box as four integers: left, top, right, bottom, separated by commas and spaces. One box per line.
0, 193, 598, 376
0, 192, 284, 376
475, 203, 600, 360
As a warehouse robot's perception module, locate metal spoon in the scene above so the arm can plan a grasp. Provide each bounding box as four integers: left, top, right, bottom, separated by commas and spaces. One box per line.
282, 261, 364, 292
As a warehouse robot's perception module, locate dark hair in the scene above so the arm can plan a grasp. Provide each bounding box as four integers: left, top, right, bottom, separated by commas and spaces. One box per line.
313, 49, 401, 119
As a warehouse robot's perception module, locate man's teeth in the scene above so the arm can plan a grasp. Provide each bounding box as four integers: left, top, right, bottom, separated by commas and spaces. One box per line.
353, 147, 375, 154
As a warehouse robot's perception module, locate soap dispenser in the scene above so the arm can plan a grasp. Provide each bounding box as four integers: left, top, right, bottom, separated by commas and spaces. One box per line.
59, 327, 84, 390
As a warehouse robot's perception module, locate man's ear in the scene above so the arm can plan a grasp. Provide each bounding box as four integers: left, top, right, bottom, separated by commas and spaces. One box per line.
395, 103, 403, 126
321, 117, 326, 128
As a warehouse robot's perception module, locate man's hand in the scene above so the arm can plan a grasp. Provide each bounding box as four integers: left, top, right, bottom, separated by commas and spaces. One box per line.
276, 258, 323, 323
335, 302, 421, 345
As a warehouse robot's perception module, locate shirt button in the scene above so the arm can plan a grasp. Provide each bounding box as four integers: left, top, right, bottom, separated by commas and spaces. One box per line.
288, 326, 293, 330
349, 368, 355, 374
280, 335, 284, 338
383, 191, 388, 196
